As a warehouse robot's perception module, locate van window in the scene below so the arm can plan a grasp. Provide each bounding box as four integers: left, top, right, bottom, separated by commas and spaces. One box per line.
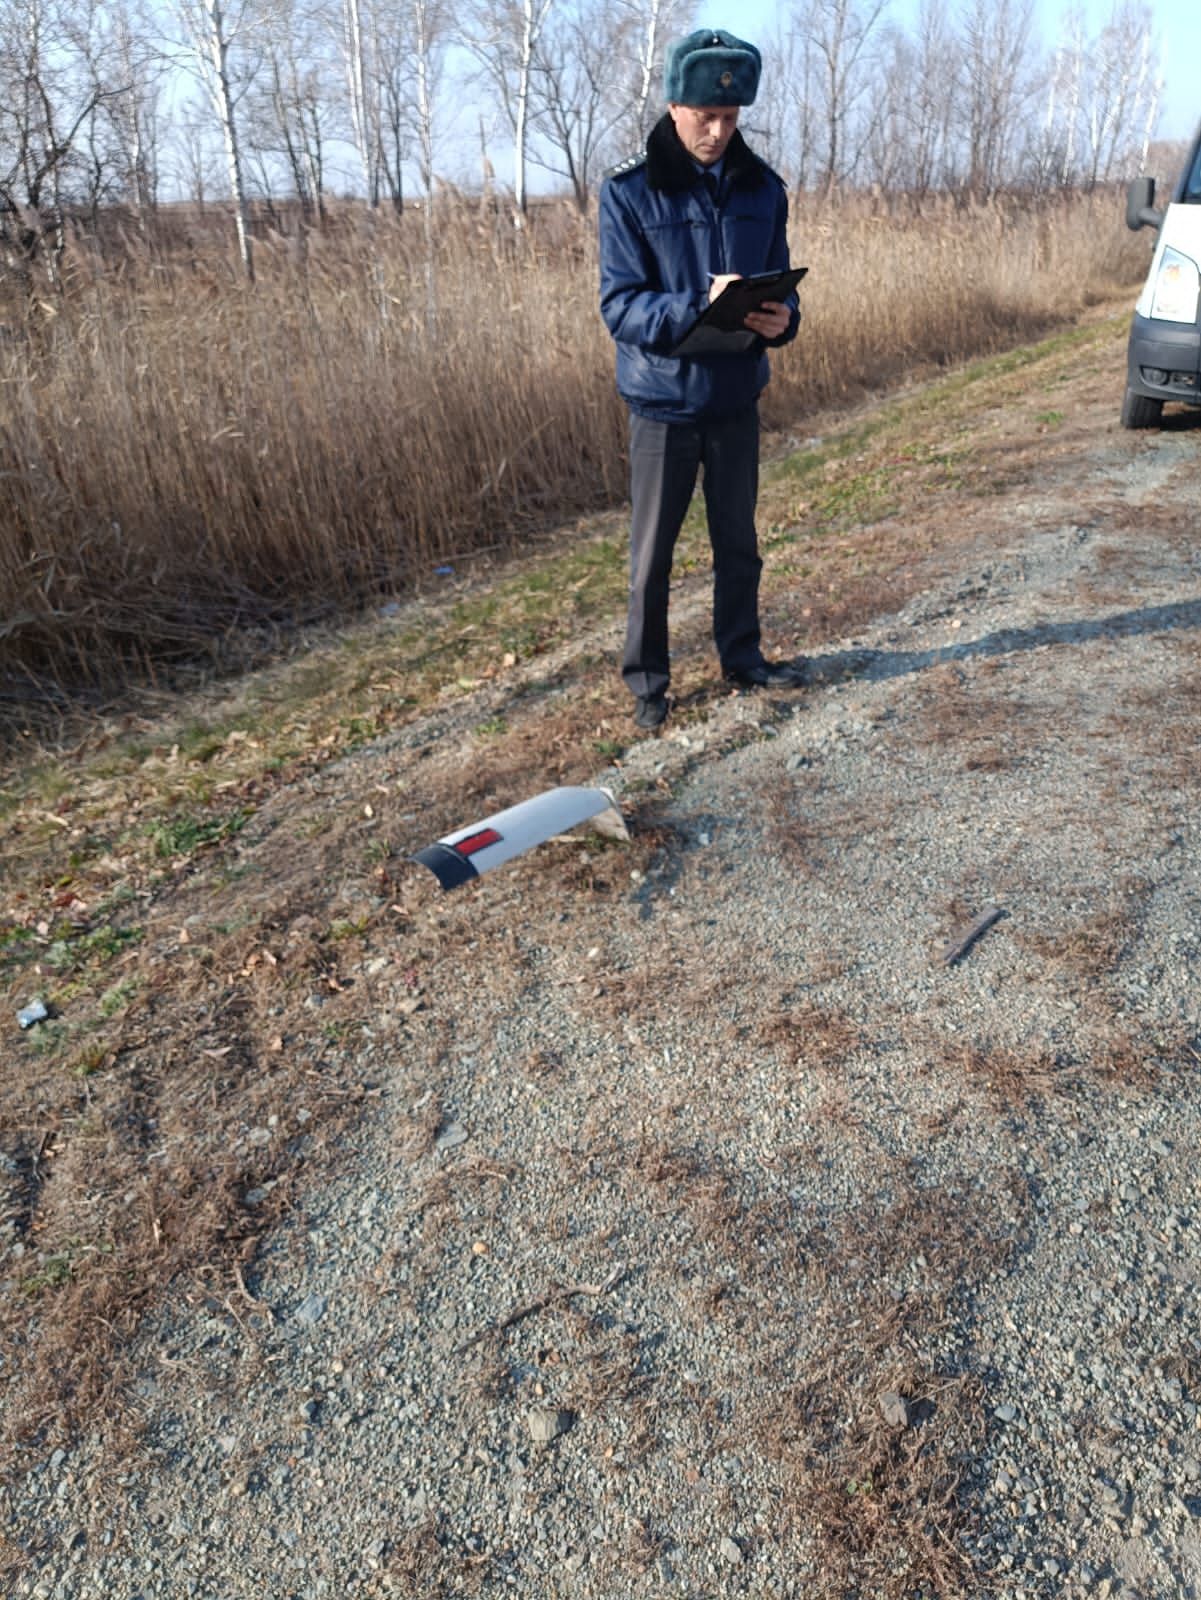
1184, 144, 1201, 202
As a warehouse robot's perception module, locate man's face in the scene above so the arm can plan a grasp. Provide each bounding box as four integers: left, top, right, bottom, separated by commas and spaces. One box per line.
668, 103, 740, 166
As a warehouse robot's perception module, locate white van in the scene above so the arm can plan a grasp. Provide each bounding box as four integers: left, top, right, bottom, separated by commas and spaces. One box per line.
1123, 133, 1201, 427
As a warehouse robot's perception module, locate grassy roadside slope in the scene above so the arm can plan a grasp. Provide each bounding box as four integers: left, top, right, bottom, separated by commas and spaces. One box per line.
1, 192, 1148, 703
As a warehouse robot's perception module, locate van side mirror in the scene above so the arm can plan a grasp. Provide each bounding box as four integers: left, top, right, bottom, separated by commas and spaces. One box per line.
1126, 175, 1163, 231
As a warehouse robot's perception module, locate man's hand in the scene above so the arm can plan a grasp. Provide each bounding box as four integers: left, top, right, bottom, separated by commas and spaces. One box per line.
744, 300, 790, 339
709, 275, 791, 338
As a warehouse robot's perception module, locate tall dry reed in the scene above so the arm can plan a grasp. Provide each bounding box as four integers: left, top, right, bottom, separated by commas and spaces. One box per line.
0, 191, 1148, 706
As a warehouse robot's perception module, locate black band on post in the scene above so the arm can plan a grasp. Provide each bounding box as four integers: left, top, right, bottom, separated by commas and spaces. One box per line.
411, 844, 480, 890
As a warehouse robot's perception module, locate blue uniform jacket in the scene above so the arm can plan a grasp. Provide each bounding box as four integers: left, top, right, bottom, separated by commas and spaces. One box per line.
598, 115, 799, 425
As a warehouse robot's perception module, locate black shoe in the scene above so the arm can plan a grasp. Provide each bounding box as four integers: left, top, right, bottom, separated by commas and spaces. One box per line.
724, 658, 807, 689
634, 693, 668, 729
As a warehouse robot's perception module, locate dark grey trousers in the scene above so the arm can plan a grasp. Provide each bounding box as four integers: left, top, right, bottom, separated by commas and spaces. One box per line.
622, 405, 763, 700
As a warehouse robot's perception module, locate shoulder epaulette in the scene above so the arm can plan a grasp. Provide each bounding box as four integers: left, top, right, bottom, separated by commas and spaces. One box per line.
605, 151, 646, 180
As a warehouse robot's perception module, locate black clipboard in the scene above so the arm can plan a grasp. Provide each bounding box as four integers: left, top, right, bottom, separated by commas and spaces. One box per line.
672, 267, 808, 357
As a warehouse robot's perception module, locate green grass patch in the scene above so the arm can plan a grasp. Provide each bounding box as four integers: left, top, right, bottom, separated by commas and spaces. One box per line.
99, 979, 139, 1018
151, 807, 250, 859
19, 1240, 114, 1298
767, 316, 1121, 493
71, 1042, 111, 1077
45, 923, 143, 973
0, 923, 35, 957
24, 1020, 70, 1057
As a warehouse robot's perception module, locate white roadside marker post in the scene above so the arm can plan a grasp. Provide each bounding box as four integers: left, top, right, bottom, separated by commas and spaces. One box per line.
411, 786, 628, 890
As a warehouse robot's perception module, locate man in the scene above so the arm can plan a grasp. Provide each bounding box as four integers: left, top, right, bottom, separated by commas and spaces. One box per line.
599, 28, 803, 731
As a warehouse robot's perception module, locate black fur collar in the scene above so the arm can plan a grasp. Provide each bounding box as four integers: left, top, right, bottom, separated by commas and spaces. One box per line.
644, 113, 768, 193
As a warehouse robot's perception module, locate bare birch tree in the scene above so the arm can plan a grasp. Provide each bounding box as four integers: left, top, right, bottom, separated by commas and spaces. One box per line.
81, 0, 165, 222
371, 0, 410, 210
341, 0, 383, 202
953, 0, 1036, 197
176, 0, 262, 277
901, 0, 957, 197
758, 20, 821, 191
172, 101, 222, 205
619, 0, 686, 141
409, 0, 445, 209
465, 0, 556, 218
859, 23, 913, 193
1080, 1, 1156, 187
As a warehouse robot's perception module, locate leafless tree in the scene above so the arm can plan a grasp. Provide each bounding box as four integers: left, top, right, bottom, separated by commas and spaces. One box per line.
953, 0, 1036, 197
1027, 0, 1160, 190
465, 0, 556, 218
618, 0, 686, 142
341, 0, 384, 202
1038, 8, 1085, 186
858, 22, 914, 193
756, 21, 821, 191
0, 0, 114, 283
530, 0, 629, 209
794, 0, 890, 194
172, 100, 222, 206
175, 0, 262, 276
1137, 66, 1163, 175
71, 0, 165, 222
899, 0, 958, 197
246, 0, 330, 216
408, 0, 447, 213
1080, 1, 1156, 187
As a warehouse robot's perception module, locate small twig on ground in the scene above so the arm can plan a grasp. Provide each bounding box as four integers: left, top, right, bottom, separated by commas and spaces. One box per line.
232, 1262, 273, 1319
941, 904, 1006, 966
454, 1264, 626, 1355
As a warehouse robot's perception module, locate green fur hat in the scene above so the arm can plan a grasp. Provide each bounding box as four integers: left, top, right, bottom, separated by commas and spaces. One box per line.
663, 29, 761, 107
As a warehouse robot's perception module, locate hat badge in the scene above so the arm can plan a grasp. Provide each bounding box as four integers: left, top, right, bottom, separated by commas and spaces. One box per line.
720, 70, 733, 86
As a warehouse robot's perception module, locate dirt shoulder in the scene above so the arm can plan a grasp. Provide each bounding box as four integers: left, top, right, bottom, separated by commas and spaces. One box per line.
4, 308, 1201, 1599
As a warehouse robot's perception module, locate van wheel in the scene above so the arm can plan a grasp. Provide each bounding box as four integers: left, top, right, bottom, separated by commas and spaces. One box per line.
1121, 386, 1163, 429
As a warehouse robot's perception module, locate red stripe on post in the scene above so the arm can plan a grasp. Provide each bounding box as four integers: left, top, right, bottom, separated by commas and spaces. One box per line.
454, 827, 502, 857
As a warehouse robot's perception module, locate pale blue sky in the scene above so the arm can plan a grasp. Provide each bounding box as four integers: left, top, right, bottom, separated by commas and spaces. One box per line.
730, 0, 1194, 141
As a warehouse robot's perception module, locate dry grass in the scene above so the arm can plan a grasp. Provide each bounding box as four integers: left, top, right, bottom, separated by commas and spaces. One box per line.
381, 1517, 491, 1596
0, 189, 1147, 710
1015, 875, 1151, 983
909, 1012, 1179, 1107
940, 1038, 1066, 1107
762, 1181, 1021, 1598
761, 997, 864, 1069
766, 767, 882, 877
906, 662, 1028, 758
